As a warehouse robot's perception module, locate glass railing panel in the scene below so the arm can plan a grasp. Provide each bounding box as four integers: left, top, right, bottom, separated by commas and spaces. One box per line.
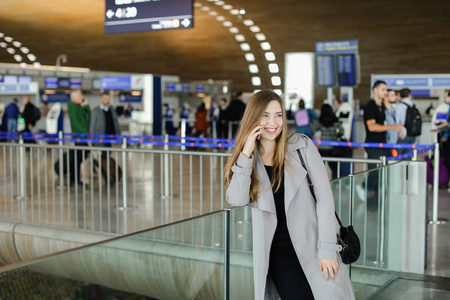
351, 167, 385, 268
229, 206, 254, 300
0, 210, 228, 300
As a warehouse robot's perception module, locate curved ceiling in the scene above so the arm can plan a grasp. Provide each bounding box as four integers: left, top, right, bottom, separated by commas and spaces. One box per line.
1, 0, 450, 103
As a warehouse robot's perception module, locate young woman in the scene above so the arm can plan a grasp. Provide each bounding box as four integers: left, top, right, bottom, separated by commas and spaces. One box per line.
225, 90, 354, 300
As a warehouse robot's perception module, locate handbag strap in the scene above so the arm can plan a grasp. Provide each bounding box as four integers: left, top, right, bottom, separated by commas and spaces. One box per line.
296, 149, 344, 228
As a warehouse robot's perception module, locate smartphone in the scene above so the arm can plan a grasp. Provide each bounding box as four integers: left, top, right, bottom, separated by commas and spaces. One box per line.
257, 128, 262, 140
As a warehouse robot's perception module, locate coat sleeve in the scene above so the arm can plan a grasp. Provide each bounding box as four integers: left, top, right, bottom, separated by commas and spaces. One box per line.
226, 152, 254, 207
304, 138, 339, 259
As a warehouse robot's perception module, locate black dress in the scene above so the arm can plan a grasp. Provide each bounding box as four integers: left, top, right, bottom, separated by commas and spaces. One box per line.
265, 165, 314, 300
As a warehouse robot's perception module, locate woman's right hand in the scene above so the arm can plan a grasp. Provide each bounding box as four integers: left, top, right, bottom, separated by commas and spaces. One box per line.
242, 126, 263, 158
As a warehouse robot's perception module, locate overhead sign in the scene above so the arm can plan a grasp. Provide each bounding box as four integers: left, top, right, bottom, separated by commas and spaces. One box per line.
104, 0, 194, 34
315, 40, 360, 87
119, 93, 142, 103
316, 40, 358, 55
41, 93, 71, 103
101, 76, 131, 90
0, 82, 39, 94
372, 75, 450, 88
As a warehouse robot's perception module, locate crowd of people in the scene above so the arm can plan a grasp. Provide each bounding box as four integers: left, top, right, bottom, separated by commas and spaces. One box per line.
163, 92, 247, 139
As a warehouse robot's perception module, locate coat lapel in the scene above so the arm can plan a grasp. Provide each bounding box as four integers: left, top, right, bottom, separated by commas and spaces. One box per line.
285, 135, 308, 212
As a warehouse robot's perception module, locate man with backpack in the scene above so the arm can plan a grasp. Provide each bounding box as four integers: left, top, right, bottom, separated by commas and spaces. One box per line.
395, 88, 422, 154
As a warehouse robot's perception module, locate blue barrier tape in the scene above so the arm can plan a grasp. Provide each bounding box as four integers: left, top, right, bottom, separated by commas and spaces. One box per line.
386, 146, 434, 161
0, 131, 435, 150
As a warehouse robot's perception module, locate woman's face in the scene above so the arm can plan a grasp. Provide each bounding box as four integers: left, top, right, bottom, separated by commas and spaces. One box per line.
258, 100, 283, 141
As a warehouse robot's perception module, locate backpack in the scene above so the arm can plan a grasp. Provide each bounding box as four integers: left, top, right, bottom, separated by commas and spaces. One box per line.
33, 105, 41, 122
295, 109, 309, 127
401, 102, 422, 136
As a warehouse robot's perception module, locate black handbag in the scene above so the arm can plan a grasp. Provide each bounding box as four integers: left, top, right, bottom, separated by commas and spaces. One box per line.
297, 149, 360, 264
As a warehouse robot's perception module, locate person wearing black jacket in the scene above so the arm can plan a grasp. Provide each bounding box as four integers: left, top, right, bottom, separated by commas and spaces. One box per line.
21, 96, 39, 133
226, 92, 246, 137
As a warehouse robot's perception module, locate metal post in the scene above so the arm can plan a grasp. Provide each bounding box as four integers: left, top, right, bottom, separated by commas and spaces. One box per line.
181, 119, 186, 151
430, 143, 446, 224
164, 134, 170, 222
348, 174, 354, 278
379, 156, 387, 265
58, 131, 64, 190
228, 121, 232, 140
327, 87, 333, 105
224, 209, 231, 300
118, 137, 132, 212
18, 134, 26, 204
412, 149, 418, 161
212, 120, 217, 139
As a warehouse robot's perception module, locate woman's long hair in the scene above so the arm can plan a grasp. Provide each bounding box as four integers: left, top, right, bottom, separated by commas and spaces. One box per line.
224, 90, 288, 203
319, 104, 338, 127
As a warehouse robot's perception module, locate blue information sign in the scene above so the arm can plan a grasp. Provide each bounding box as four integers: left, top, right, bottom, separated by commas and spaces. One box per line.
105, 0, 193, 34
101, 76, 131, 90
316, 40, 358, 55
119, 93, 142, 103
41, 93, 71, 103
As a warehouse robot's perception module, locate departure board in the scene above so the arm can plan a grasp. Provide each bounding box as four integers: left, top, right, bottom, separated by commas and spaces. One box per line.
316, 55, 336, 87
337, 54, 356, 86
105, 0, 194, 34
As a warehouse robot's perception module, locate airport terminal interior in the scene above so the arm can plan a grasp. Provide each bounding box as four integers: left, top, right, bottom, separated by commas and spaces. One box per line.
1, 0, 450, 299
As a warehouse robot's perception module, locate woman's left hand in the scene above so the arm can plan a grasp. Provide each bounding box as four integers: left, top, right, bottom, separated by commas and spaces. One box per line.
319, 258, 338, 281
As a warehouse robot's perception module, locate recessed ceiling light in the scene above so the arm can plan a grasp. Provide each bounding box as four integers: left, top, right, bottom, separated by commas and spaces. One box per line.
209, 11, 218, 16
243, 20, 254, 26
20, 47, 29, 54
250, 26, 260, 33
249, 64, 259, 73
251, 76, 261, 86
240, 43, 251, 51
235, 34, 245, 42
255, 33, 266, 41
27, 54, 36, 61
268, 63, 279, 73
6, 47, 15, 54
260, 42, 271, 50
265, 52, 276, 61
12, 41, 22, 47
13, 54, 22, 62
4, 36, 13, 42
230, 9, 239, 15
223, 21, 232, 27
223, 4, 232, 10
200, 6, 210, 11
271, 76, 281, 86
245, 53, 255, 62
216, 16, 225, 21
229, 27, 239, 34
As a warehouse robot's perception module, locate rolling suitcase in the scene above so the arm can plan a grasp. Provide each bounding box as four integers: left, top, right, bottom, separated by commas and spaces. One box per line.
100, 154, 122, 184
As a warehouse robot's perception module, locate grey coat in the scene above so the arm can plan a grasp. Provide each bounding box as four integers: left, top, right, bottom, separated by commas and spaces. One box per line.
89, 106, 121, 138
226, 133, 355, 300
